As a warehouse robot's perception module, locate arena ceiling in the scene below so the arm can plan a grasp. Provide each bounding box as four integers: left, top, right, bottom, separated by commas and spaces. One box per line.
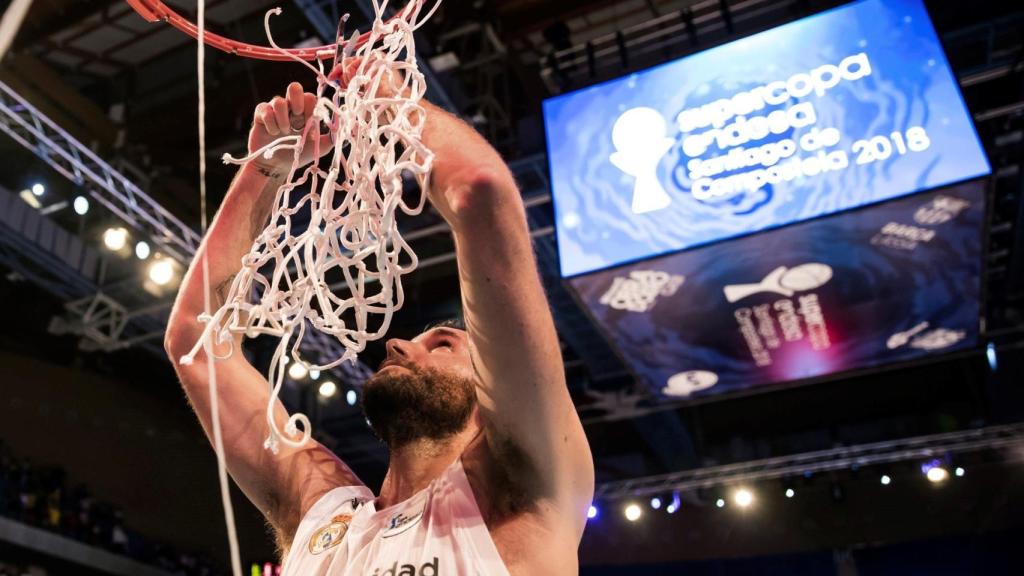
1, 0, 1022, 567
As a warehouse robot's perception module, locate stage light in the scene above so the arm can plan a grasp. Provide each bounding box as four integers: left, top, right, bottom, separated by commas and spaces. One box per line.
650, 497, 662, 510
136, 241, 151, 260
346, 389, 358, 406
733, 488, 754, 508
73, 196, 89, 215
148, 258, 174, 286
309, 369, 321, 380
587, 505, 598, 520
18, 189, 42, 209
986, 342, 997, 371
785, 488, 795, 498
666, 491, 681, 514
288, 362, 308, 380
103, 227, 129, 251
715, 498, 726, 508
31, 183, 44, 196
926, 466, 949, 483
624, 503, 642, 522
880, 474, 892, 485
955, 466, 965, 477
318, 381, 337, 398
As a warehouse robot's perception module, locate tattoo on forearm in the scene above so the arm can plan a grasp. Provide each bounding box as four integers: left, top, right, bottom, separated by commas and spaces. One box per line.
254, 164, 283, 180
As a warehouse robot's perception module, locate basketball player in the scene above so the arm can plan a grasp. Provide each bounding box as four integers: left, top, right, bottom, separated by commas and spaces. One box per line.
164, 65, 594, 574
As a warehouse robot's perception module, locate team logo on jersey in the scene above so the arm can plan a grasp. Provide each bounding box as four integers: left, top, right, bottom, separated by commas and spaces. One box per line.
308, 514, 352, 555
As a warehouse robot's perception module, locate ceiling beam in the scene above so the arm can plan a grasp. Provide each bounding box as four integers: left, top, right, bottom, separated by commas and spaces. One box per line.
14, 0, 121, 51
0, 53, 118, 149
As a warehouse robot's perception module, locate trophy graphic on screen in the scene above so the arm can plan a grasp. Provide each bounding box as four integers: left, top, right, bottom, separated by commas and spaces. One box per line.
886, 321, 930, 349
609, 107, 674, 214
723, 263, 833, 303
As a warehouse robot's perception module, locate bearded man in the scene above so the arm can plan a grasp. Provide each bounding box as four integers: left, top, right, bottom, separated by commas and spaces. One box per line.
164, 68, 594, 574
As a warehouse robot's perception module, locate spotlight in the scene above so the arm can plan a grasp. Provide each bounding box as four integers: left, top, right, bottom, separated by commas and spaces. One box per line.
624, 503, 642, 522
309, 369, 321, 380
318, 381, 337, 398
785, 488, 795, 498
18, 189, 42, 209
954, 466, 965, 477
732, 488, 754, 508
135, 241, 151, 260
345, 389, 357, 406
650, 497, 662, 510
103, 227, 129, 251
73, 196, 89, 215
986, 342, 997, 372
880, 474, 892, 486
926, 466, 949, 484
288, 362, 308, 380
31, 183, 44, 196
587, 505, 598, 520
666, 491, 681, 514
148, 259, 174, 286
715, 498, 726, 508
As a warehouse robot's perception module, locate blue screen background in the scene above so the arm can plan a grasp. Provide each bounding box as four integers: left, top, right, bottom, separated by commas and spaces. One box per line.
543, 0, 990, 277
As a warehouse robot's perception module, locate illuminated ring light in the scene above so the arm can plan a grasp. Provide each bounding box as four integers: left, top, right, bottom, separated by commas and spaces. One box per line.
124, 0, 419, 62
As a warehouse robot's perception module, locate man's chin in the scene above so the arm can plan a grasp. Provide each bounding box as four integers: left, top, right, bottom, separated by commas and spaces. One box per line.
360, 365, 477, 448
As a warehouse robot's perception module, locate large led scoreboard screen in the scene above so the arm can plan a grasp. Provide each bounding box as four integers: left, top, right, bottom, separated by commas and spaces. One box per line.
568, 180, 985, 400
543, 0, 990, 277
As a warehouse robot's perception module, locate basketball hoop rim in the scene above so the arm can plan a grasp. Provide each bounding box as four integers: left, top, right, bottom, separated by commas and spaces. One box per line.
124, 0, 417, 62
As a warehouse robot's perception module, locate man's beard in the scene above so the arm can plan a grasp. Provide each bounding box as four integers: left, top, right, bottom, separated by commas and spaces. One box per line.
360, 365, 477, 449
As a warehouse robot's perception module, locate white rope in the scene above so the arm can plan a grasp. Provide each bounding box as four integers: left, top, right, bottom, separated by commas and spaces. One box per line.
181, 0, 437, 458
198, 2, 242, 574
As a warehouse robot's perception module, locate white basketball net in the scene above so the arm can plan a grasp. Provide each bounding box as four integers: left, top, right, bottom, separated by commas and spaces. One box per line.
181, 0, 440, 455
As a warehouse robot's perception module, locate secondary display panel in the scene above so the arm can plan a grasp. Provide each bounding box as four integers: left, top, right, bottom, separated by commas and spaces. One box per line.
544, 0, 990, 277
568, 180, 985, 401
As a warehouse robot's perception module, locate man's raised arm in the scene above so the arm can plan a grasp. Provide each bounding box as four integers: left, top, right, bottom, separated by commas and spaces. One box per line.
421, 101, 595, 537
163, 82, 360, 548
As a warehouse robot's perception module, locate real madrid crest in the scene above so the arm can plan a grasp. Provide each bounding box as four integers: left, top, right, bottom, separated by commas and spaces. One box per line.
308, 514, 352, 555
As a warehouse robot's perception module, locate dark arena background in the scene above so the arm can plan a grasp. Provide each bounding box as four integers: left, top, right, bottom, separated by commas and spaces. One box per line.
1, 0, 1023, 575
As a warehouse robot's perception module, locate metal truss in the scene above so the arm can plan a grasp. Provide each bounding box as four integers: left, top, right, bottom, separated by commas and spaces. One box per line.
0, 80, 200, 264
0, 80, 372, 383
595, 423, 1024, 500
47, 294, 167, 353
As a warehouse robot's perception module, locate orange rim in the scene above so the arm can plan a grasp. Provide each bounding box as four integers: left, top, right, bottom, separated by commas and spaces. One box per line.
124, 0, 413, 62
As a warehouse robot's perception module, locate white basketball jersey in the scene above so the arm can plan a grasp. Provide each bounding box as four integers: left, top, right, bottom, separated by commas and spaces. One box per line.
281, 458, 510, 576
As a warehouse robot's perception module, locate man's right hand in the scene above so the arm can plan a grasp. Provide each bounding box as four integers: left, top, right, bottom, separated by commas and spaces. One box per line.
250, 81, 333, 170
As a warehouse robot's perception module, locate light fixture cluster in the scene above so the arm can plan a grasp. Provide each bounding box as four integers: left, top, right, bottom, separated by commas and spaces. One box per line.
282, 356, 359, 407
591, 459, 971, 525
18, 179, 177, 290
98, 223, 178, 289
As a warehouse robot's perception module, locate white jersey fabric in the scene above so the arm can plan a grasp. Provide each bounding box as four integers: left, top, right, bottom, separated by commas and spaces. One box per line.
282, 458, 510, 576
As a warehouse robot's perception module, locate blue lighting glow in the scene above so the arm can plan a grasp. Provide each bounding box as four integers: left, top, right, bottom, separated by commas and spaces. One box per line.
587, 505, 598, 520
666, 491, 681, 514
920, 458, 943, 475
986, 342, 997, 372
650, 497, 662, 510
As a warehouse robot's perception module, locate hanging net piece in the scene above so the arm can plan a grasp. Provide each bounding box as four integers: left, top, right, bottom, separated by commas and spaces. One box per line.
169, 1, 442, 455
